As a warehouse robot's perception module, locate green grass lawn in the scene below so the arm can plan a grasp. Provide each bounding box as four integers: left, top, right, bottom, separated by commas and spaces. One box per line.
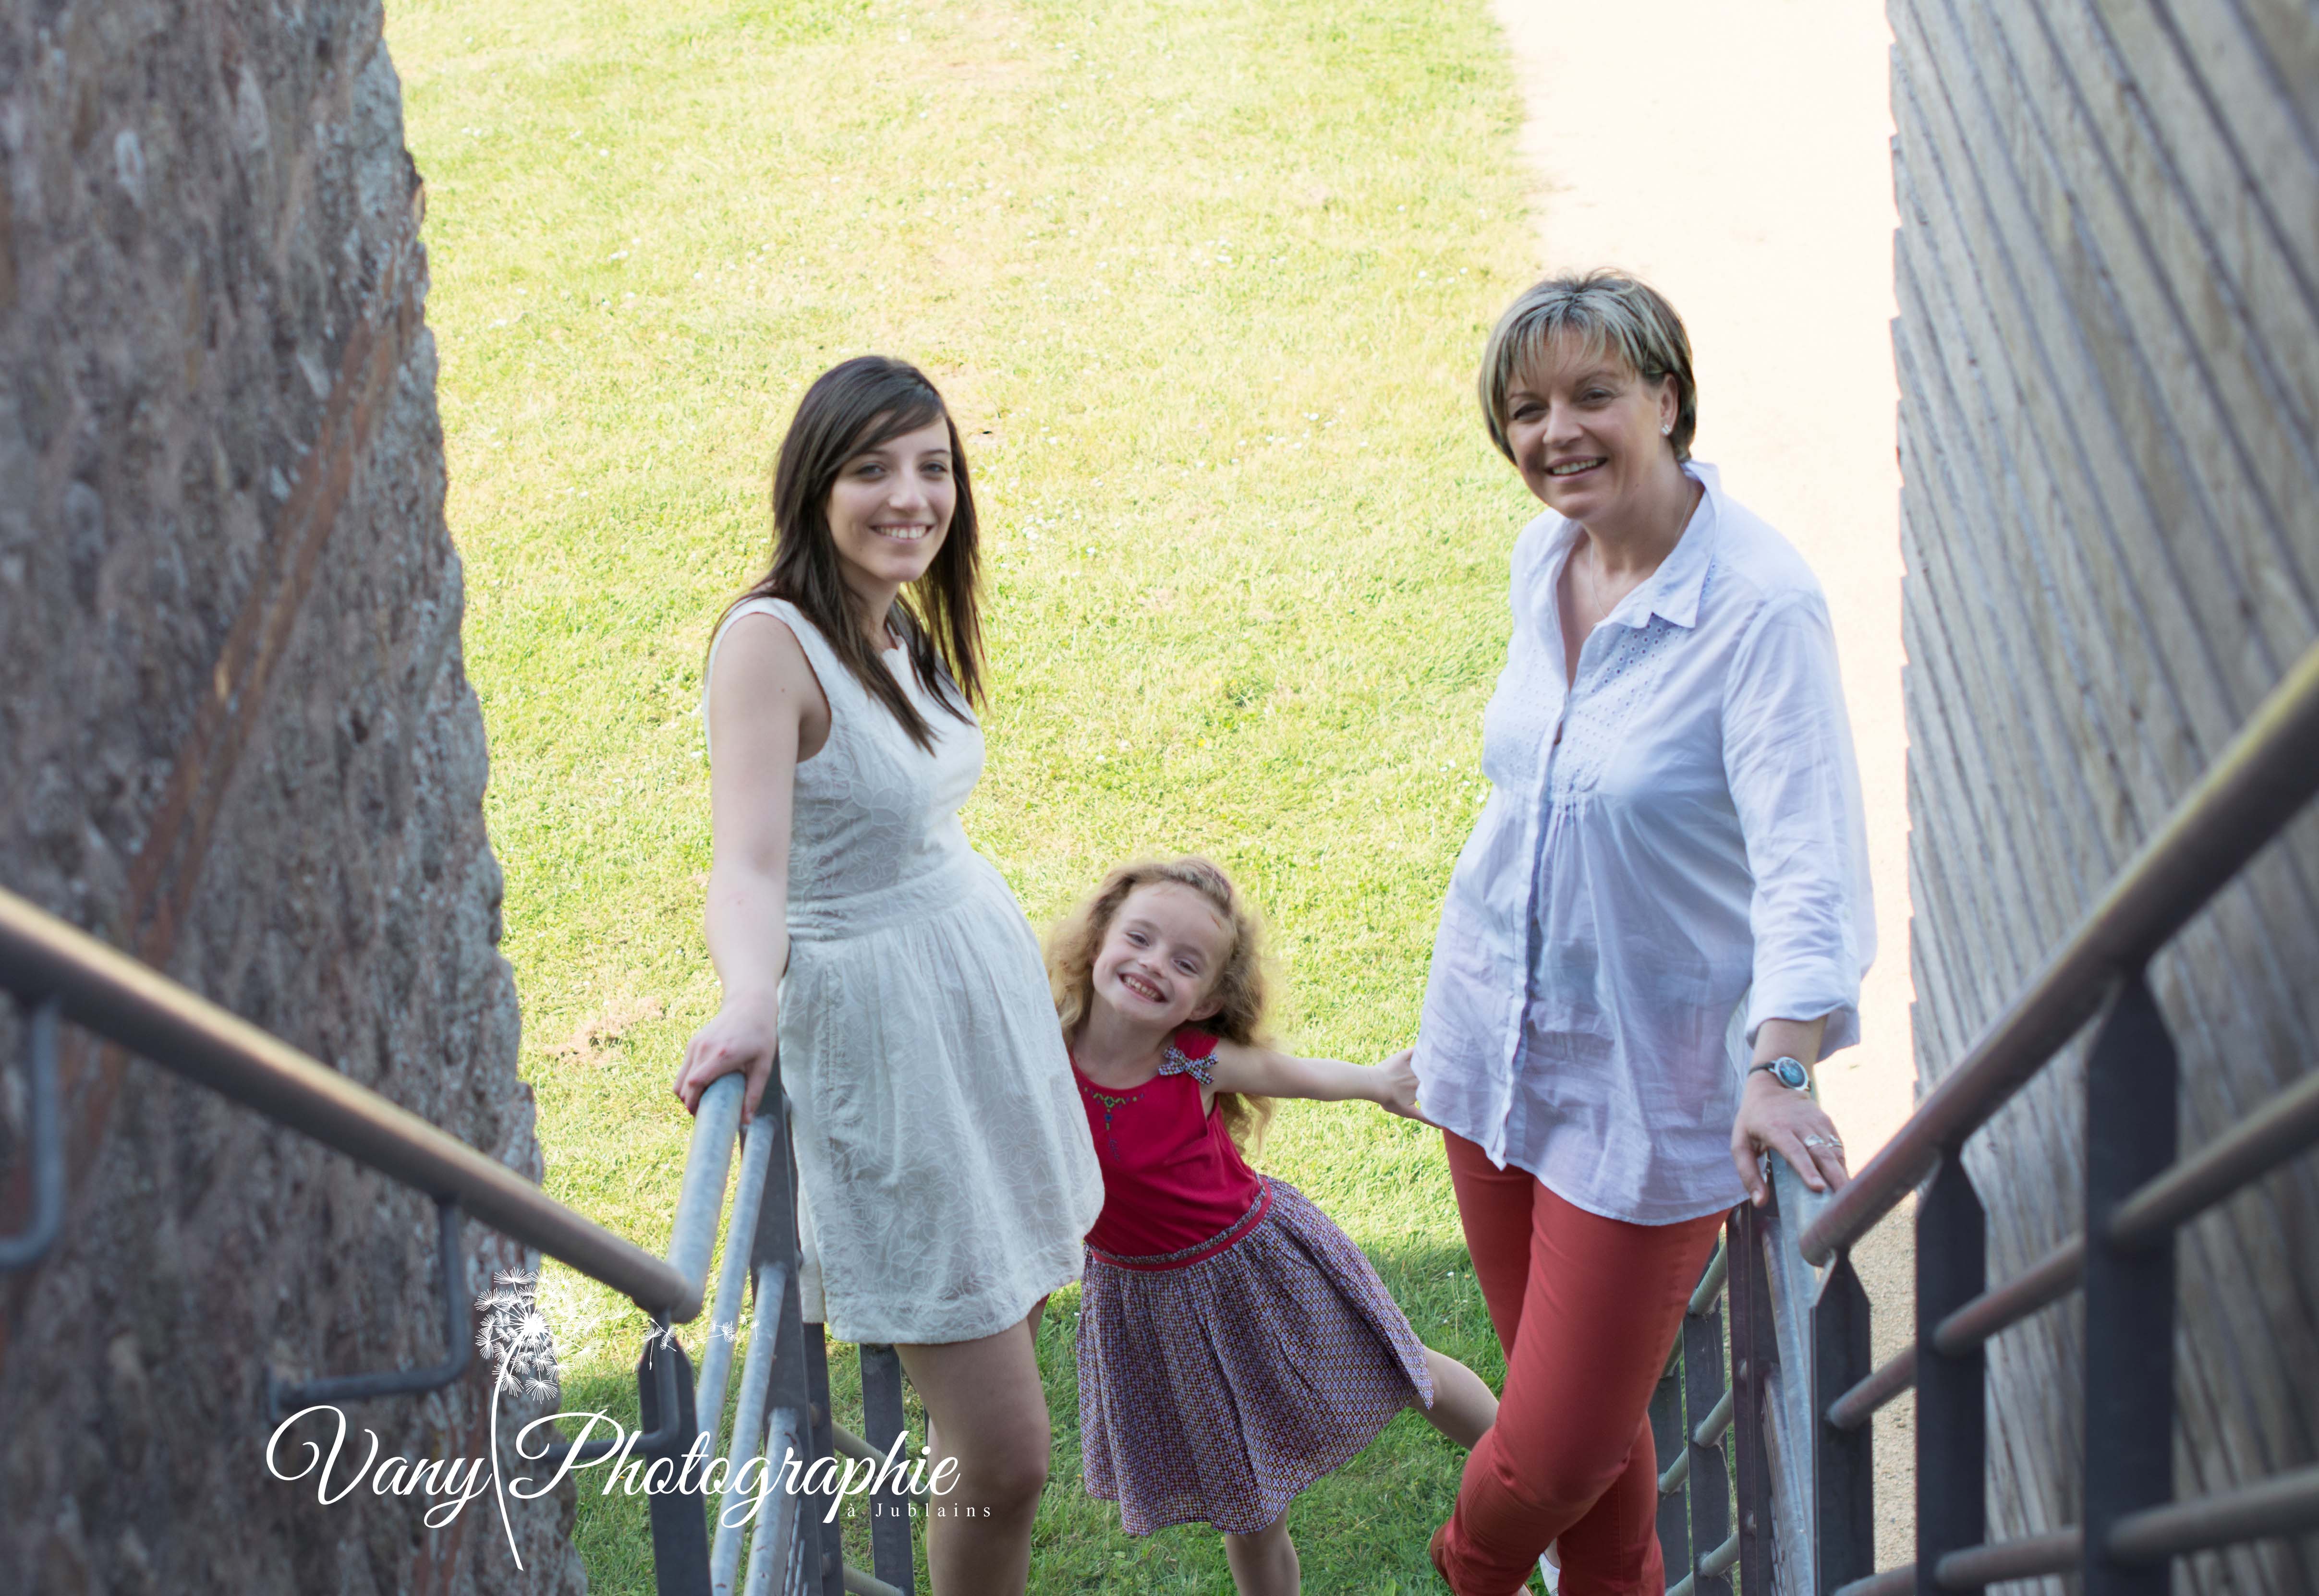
385, 0, 1542, 1587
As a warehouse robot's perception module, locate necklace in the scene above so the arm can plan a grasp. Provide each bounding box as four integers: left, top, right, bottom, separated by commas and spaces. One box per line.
1574, 542, 1605, 621
1570, 539, 1625, 638
1574, 473, 1700, 619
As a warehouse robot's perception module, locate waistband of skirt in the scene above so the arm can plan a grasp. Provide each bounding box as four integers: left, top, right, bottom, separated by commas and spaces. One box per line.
1085, 1178, 1274, 1273
786, 853, 982, 942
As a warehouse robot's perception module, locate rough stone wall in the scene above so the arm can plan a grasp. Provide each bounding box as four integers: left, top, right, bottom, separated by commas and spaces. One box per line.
1892, 0, 2319, 1591
0, 3, 583, 1592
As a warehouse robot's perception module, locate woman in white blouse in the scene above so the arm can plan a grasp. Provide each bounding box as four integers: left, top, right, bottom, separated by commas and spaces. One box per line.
1415, 272, 1874, 1596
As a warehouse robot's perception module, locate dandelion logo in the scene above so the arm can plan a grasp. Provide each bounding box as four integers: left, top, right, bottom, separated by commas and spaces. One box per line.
475, 1270, 563, 1569
477, 1270, 563, 1401
267, 1265, 748, 1558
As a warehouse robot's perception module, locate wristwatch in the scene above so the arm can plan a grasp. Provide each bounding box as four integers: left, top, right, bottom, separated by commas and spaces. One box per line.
1749, 1055, 1810, 1090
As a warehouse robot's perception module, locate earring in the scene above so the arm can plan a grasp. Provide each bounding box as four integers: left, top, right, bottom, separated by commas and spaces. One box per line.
1660, 422, 1673, 436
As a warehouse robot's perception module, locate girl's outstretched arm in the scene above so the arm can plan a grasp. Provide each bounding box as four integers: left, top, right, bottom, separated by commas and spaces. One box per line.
1205, 1042, 1431, 1122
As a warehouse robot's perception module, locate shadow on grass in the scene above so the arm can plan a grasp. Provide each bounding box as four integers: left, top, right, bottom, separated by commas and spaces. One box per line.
562, 1237, 1498, 1594
1036, 1238, 1498, 1596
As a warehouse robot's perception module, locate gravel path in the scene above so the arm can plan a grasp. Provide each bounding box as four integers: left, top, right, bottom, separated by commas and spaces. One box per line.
1488, 0, 1920, 1569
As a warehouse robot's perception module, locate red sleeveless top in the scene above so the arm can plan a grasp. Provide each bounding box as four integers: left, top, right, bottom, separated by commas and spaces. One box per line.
1073, 1028, 1270, 1270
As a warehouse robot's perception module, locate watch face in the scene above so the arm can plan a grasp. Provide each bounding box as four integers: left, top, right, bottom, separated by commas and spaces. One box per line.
1773, 1057, 1809, 1089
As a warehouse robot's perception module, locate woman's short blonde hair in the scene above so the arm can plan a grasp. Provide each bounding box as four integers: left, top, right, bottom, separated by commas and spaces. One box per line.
1478, 270, 1697, 463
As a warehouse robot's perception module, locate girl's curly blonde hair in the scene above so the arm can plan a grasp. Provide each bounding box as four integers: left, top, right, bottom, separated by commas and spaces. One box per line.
1046, 856, 1276, 1154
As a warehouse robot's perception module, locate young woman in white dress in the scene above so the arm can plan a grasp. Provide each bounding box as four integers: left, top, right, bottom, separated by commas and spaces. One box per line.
674, 356, 1104, 1595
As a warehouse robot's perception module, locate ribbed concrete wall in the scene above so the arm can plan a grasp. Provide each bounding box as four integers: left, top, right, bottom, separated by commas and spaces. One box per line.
1891, 0, 2319, 1590
0, 3, 581, 1590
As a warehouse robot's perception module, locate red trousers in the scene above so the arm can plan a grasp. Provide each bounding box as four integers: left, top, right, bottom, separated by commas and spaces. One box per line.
1433, 1132, 1725, 1596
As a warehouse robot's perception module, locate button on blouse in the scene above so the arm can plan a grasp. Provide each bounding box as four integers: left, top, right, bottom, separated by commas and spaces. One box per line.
1412, 462, 1875, 1225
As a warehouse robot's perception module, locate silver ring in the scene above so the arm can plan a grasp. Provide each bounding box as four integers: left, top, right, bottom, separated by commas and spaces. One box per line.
1802, 1134, 1839, 1149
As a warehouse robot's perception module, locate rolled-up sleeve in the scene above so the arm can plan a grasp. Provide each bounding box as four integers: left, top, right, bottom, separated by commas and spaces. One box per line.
1720, 589, 1875, 1056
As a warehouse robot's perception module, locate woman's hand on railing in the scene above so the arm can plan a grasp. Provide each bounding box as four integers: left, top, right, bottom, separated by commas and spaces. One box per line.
1730, 1070, 1850, 1206
675, 992, 781, 1123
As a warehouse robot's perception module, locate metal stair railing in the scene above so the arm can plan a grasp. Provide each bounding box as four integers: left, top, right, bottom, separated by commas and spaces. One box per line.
1653, 1138, 1830, 1596
1788, 641, 2319, 1596
671, 1063, 923, 1596
0, 886, 924, 1596
1651, 645, 2319, 1596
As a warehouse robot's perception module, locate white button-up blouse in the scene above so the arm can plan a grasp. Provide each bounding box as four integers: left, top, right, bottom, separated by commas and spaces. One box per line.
1412, 462, 1874, 1225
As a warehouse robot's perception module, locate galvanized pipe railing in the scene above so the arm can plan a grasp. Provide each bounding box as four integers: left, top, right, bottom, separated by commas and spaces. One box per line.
681, 1060, 915, 1596
1653, 1155, 1827, 1596
1801, 641, 2319, 1596
694, 1117, 777, 1454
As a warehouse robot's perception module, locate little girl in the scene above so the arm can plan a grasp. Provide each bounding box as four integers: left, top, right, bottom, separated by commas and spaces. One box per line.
1046, 857, 1501, 1596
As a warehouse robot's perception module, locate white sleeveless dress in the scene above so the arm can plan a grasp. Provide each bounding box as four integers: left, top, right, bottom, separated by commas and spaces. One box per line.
704, 597, 1104, 1345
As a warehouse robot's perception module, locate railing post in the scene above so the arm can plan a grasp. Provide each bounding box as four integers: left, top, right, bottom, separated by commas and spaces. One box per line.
1812, 1251, 1873, 1594
266, 1194, 472, 1416
1914, 1152, 1985, 1595
1685, 1264, 1733, 1596
734, 1073, 840, 1596
861, 1343, 916, 1594
640, 1334, 712, 1596
760, 1081, 846, 1596
2081, 976, 2177, 1596
1729, 1202, 1777, 1595
0, 993, 63, 1271
1652, 1338, 1693, 1579
803, 1325, 844, 1596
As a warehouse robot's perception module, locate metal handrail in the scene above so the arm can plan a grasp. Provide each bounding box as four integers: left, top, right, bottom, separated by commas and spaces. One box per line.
1688, 1241, 1728, 1317
1755, 1162, 1823, 1594
1928, 1235, 2082, 1355
1691, 1387, 1736, 1449
2110, 1063, 2319, 1245
1840, 1465, 2319, 1593
1802, 642, 2319, 1266
1797, 639, 2319, 1596
1813, 993, 2319, 1589
0, 887, 696, 1316
0, 879, 923, 1593
1824, 1346, 1913, 1434
1820, 1054, 2319, 1433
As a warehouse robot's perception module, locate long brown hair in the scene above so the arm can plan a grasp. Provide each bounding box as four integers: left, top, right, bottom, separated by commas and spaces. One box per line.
1046, 857, 1277, 1154
716, 355, 985, 750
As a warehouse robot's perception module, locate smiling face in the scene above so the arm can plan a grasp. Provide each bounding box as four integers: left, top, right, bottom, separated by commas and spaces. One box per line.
823, 413, 957, 620
1501, 332, 1681, 527
1091, 882, 1237, 1033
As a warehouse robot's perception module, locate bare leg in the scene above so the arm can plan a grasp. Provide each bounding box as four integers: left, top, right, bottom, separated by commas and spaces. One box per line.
895, 1303, 1052, 1596
1418, 1346, 1500, 1450
922, 1298, 1044, 1472
1223, 1513, 1300, 1596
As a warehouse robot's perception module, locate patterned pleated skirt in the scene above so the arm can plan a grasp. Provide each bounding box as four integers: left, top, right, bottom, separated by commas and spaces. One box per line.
1075, 1178, 1436, 1536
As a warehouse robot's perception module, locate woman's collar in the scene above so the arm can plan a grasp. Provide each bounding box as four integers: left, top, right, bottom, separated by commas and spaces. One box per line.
1536, 459, 1721, 632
